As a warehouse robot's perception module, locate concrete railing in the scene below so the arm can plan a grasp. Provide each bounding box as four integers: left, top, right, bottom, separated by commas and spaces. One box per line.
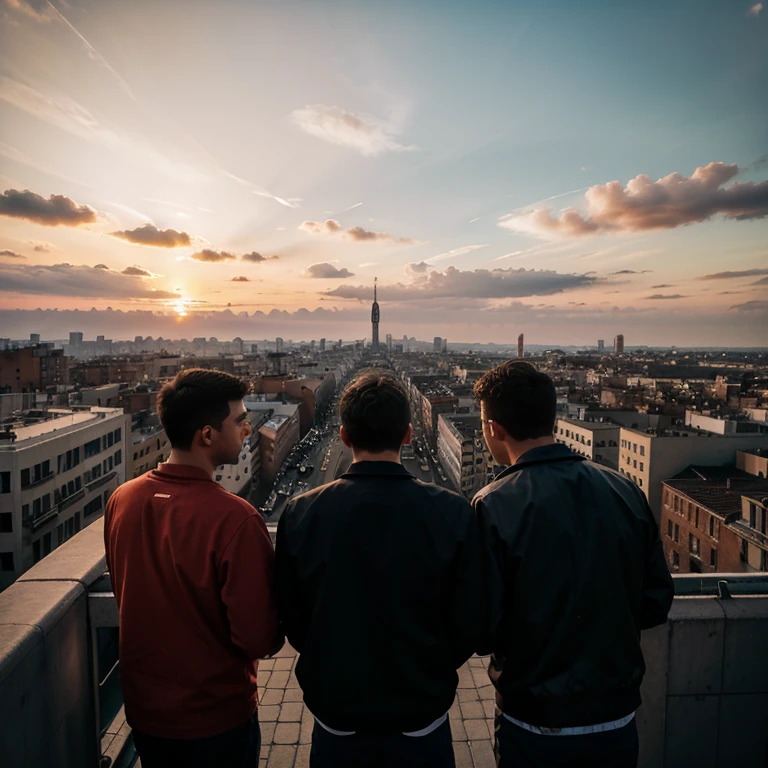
1, 522, 767, 768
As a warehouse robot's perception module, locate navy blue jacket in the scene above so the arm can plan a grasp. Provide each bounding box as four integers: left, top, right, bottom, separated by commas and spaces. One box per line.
473, 443, 673, 729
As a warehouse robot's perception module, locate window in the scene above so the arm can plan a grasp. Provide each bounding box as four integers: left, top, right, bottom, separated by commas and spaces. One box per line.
84, 496, 103, 517
633, 443, 638, 453
133, 453, 138, 461
0, 513, 12, 533
674, 524, 679, 543
639, 462, 644, 472
633, 459, 637, 469
56, 523, 64, 546
673, 496, 679, 512
689, 534, 700, 556
672, 551, 680, 568
640, 445, 645, 456
0, 471, 10, 494
33, 540, 41, 563
695, 508, 699, 528
43, 532, 52, 556
710, 516, 716, 538
114, 450, 122, 466
84, 437, 101, 458
626, 456, 631, 466
74, 512, 81, 532
749, 504, 757, 528
639, 478, 643, 487
20, 467, 30, 488
114, 428, 122, 443
710, 549, 717, 568
107, 432, 114, 448
21, 504, 29, 524
667, 519, 673, 537
0, 552, 14, 571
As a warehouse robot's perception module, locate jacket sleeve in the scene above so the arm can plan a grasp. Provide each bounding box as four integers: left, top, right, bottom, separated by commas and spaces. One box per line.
640, 499, 675, 630
275, 505, 308, 653
219, 513, 284, 660
473, 495, 506, 656
444, 499, 486, 668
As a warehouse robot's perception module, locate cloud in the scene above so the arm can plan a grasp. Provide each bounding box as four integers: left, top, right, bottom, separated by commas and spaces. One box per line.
358, 261, 380, 268
729, 300, 768, 312
231, 276, 250, 282
644, 294, 689, 300
325, 266, 599, 301
752, 276, 768, 285
120, 266, 161, 277
306, 263, 356, 279
290, 104, 417, 156
30, 240, 53, 252
2, 0, 54, 22
111, 223, 191, 247
190, 249, 236, 263
697, 267, 768, 280
299, 218, 422, 245
0, 188, 97, 226
0, 249, 26, 259
749, 3, 763, 16
427, 244, 489, 263
405, 261, 432, 276
241, 251, 278, 262
611, 269, 653, 275
650, 284, 676, 289
0, 261, 178, 299
500, 162, 768, 237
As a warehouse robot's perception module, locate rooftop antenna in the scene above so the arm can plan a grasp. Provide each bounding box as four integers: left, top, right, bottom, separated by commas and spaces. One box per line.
374, 276, 377, 302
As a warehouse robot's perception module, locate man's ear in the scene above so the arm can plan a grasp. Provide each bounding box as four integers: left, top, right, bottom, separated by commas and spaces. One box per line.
488, 420, 508, 443
200, 426, 213, 446
339, 424, 352, 448
401, 423, 413, 446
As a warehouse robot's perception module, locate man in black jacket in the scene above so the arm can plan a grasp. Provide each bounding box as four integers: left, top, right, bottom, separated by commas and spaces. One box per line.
276, 371, 483, 767
472, 360, 674, 768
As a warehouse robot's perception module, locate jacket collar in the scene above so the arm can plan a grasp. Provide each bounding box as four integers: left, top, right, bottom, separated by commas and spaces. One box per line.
341, 461, 413, 479
496, 443, 585, 481
151, 462, 215, 483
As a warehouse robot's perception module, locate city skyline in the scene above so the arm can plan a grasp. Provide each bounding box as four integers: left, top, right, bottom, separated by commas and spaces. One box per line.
1, 0, 767, 345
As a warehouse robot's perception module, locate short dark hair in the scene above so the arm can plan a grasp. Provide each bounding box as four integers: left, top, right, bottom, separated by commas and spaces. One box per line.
157, 368, 249, 451
339, 371, 411, 453
473, 360, 556, 441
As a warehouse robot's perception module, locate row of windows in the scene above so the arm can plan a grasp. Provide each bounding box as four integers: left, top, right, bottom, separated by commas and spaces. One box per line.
133, 437, 166, 462
666, 493, 720, 539
620, 440, 645, 456
666, 524, 717, 567
619, 468, 643, 487
624, 456, 645, 471
20, 460, 52, 489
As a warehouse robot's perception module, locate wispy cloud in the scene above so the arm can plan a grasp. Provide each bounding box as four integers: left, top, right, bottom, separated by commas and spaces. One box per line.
231, 276, 250, 282
612, 269, 653, 275
223, 172, 300, 209
730, 300, 768, 312
299, 218, 423, 245
644, 294, 688, 300
697, 267, 768, 280
291, 104, 417, 156
0, 188, 97, 226
0, 249, 26, 259
748, 3, 763, 16
241, 251, 278, 262
190, 249, 236, 263
426, 244, 489, 263
500, 162, 768, 237
45, 1, 137, 103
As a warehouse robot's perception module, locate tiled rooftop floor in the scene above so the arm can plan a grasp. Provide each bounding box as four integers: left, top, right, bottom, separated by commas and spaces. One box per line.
233, 643, 495, 768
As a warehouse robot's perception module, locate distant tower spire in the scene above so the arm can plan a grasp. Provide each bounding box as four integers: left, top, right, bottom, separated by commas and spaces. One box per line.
371, 277, 380, 351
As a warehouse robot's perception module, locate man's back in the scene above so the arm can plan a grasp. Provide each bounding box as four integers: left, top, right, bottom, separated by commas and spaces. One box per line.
276, 461, 484, 733
105, 463, 279, 739
474, 444, 674, 729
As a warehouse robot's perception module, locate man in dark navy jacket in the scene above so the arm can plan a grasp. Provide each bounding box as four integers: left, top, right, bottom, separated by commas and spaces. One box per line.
276, 371, 483, 767
472, 360, 674, 768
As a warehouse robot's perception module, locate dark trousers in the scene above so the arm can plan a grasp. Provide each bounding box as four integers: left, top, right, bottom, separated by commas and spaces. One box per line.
132, 712, 261, 768
494, 712, 638, 768
310, 717, 455, 768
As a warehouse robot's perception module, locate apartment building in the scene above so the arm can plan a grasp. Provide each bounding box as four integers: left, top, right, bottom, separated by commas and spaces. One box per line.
436, 414, 488, 499
0, 407, 128, 590
555, 418, 620, 469
244, 402, 300, 486
618, 427, 768, 521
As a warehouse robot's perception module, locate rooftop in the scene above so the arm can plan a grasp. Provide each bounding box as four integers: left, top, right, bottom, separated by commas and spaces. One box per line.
558, 417, 621, 431
663, 474, 768, 518
0, 407, 124, 450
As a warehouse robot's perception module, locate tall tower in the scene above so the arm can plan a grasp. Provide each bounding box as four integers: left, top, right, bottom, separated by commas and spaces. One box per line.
517, 333, 524, 358
614, 334, 625, 355
371, 277, 380, 351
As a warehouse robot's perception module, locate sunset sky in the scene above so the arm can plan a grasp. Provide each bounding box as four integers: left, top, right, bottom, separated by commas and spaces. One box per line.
1, 0, 766, 345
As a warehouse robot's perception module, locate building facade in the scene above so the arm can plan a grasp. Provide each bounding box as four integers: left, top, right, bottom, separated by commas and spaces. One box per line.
436, 414, 489, 498
0, 407, 128, 590
555, 418, 620, 469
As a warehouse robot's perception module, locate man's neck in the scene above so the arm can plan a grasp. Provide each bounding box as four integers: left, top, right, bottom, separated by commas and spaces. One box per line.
165, 448, 216, 477
351, 448, 402, 464
504, 436, 557, 466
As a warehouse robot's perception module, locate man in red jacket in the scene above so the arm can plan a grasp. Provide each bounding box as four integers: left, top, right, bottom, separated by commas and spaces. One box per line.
105, 368, 282, 767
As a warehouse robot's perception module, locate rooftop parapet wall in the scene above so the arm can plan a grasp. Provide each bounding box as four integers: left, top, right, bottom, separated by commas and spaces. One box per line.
1, 522, 767, 768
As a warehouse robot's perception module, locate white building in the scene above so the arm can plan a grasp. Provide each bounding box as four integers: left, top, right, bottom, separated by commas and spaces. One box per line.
0, 407, 129, 590
619, 427, 768, 522
436, 414, 488, 499
555, 418, 621, 469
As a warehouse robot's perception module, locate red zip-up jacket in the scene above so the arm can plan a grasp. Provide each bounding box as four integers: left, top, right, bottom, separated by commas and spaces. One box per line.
104, 463, 281, 739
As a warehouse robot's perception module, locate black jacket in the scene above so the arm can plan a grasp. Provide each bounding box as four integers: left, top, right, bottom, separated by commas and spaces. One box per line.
276, 461, 484, 733
473, 443, 674, 729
